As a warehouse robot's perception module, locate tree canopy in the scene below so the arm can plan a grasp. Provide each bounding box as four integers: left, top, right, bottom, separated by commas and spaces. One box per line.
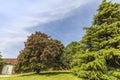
15, 32, 64, 73
72, 0, 120, 79
62, 41, 80, 68
0, 53, 4, 67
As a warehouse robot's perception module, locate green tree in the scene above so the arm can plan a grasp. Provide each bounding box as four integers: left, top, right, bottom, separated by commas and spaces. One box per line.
62, 41, 85, 69
0, 53, 4, 67
82, 0, 120, 51
72, 0, 120, 79
15, 32, 64, 73
93, 0, 120, 25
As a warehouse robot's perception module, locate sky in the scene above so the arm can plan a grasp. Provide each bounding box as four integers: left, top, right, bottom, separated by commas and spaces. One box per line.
0, 0, 119, 58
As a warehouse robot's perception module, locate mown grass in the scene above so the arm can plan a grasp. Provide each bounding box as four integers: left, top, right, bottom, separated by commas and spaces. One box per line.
0, 70, 82, 80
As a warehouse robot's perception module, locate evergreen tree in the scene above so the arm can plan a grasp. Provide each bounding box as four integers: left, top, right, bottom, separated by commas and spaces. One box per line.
93, 0, 120, 25
15, 32, 64, 73
72, 0, 120, 80
82, 0, 120, 51
0, 53, 4, 67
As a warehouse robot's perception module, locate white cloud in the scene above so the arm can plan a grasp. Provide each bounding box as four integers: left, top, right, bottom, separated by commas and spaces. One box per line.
3, 0, 118, 58
0, 0, 119, 58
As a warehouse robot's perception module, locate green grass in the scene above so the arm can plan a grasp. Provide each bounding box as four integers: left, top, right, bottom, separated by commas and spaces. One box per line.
0, 70, 82, 80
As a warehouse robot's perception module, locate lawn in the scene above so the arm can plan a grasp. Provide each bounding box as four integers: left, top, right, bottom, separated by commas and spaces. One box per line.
0, 70, 82, 80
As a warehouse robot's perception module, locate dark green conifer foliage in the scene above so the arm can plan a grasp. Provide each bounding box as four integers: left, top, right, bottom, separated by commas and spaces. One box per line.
72, 0, 120, 79
0, 53, 4, 66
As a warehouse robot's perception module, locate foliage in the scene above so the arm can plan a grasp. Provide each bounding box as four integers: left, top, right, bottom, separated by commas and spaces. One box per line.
72, 48, 120, 80
0, 53, 4, 66
15, 32, 64, 73
62, 41, 85, 68
93, 0, 120, 25
82, 22, 120, 51
72, 0, 120, 80
82, 0, 120, 51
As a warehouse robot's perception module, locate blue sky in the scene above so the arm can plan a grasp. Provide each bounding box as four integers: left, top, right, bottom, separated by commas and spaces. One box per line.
0, 0, 119, 58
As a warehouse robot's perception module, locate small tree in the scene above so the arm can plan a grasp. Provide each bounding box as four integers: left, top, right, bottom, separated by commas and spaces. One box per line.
0, 53, 4, 67
62, 41, 85, 69
15, 32, 64, 73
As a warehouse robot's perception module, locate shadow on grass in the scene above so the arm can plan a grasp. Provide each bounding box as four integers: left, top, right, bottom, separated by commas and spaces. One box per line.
19, 71, 72, 77
40, 71, 71, 76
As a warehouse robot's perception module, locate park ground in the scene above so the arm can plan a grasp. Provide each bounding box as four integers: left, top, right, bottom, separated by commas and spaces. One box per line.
0, 70, 82, 80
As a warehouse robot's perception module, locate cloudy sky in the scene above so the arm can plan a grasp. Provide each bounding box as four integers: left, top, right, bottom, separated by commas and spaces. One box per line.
0, 0, 119, 58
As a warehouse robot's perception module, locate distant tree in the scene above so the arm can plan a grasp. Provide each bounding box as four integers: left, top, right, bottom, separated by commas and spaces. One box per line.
62, 41, 85, 68
0, 53, 4, 66
72, 0, 120, 79
15, 32, 64, 73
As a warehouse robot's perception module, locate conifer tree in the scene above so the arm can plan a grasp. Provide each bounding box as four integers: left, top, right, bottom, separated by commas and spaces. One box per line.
0, 53, 4, 66
82, 0, 120, 51
72, 0, 120, 79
